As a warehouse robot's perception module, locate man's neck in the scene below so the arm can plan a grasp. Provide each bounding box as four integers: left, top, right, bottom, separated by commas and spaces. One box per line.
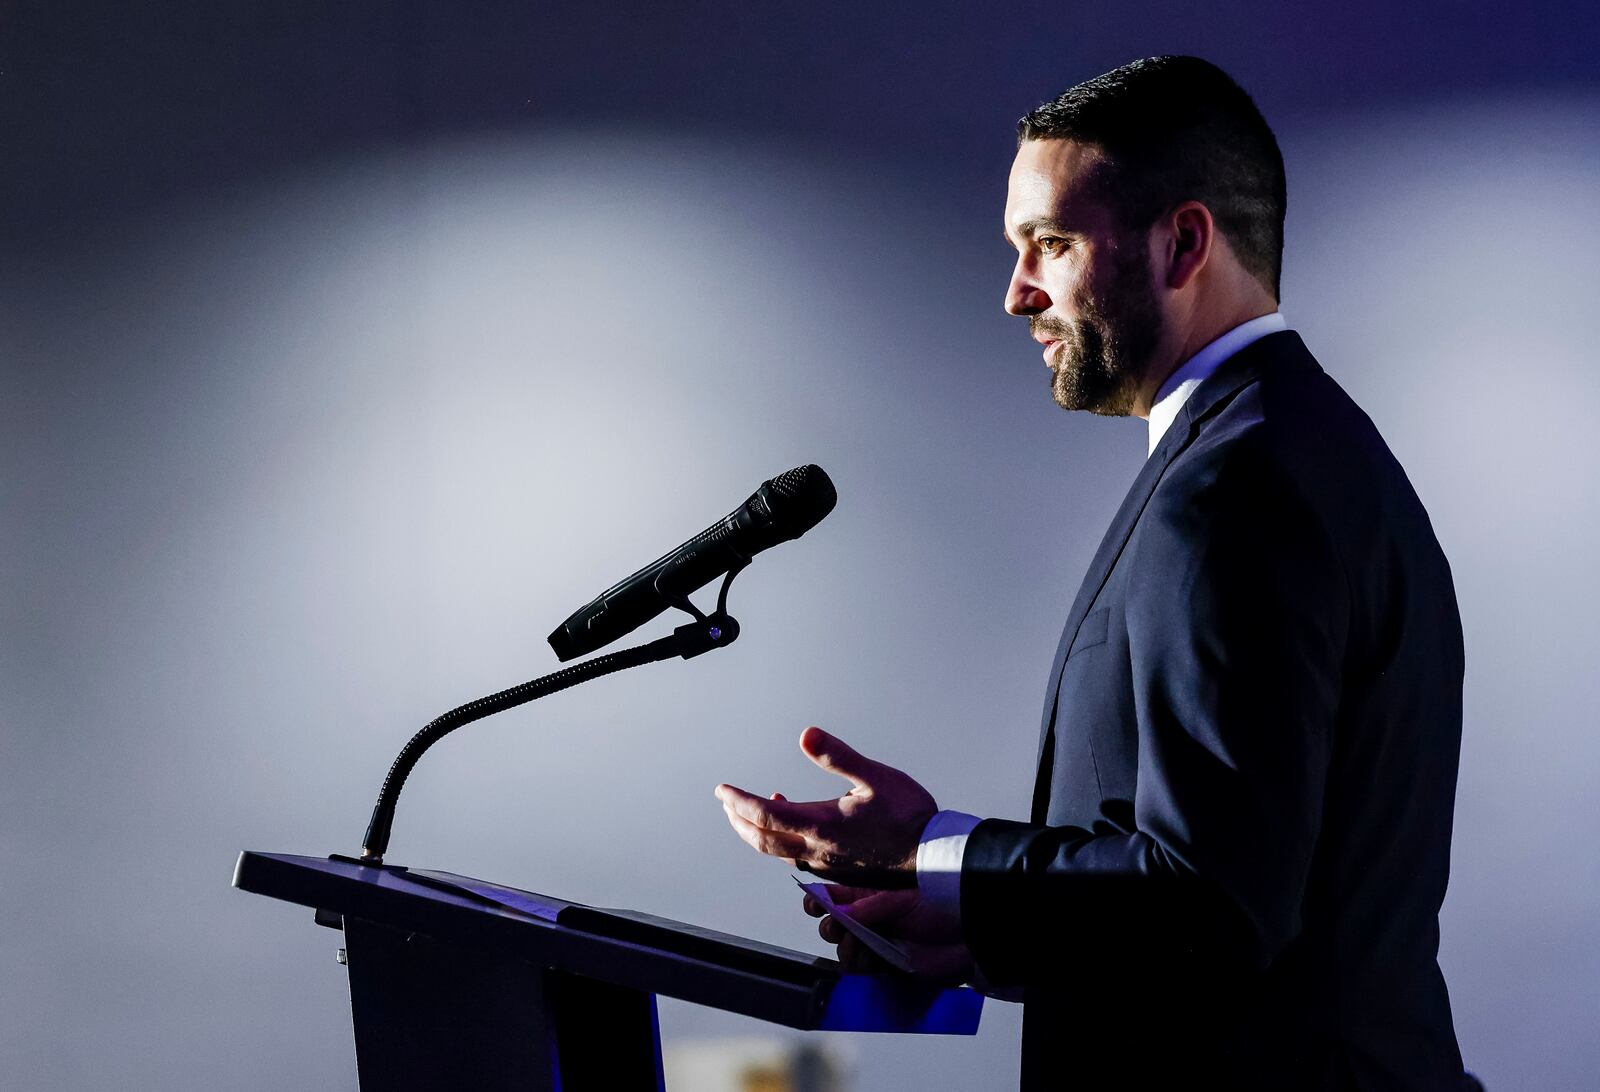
1142, 312, 1288, 455
1132, 302, 1280, 418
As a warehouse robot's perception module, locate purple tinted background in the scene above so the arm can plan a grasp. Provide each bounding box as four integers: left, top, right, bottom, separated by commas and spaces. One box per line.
4, 4, 1597, 1089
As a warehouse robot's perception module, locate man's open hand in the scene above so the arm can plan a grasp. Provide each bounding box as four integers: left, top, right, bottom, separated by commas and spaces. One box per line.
714, 727, 937, 880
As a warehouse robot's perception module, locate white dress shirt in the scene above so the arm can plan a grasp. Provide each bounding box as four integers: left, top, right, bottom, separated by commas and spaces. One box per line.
916, 312, 1290, 920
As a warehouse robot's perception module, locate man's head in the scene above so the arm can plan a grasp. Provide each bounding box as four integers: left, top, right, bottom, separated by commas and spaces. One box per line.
1003, 56, 1285, 416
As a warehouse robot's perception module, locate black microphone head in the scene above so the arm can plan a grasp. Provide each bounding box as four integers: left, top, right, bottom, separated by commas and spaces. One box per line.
752, 464, 837, 541
547, 463, 837, 661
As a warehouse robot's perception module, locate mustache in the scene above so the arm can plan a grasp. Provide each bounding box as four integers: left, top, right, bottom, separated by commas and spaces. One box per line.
1030, 317, 1075, 340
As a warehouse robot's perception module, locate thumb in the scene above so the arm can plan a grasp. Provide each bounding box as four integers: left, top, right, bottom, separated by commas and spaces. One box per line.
800, 726, 880, 789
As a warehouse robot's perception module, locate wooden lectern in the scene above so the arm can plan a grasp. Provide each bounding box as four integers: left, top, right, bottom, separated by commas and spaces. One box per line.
234, 851, 982, 1091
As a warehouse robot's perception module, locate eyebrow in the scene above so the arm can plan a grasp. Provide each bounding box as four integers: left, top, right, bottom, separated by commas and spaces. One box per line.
1004, 217, 1076, 248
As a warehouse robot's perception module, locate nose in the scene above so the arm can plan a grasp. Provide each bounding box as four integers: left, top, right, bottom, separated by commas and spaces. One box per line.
1005, 256, 1050, 316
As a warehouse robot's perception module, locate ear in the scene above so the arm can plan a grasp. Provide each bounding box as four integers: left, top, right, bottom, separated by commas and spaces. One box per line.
1161, 200, 1214, 291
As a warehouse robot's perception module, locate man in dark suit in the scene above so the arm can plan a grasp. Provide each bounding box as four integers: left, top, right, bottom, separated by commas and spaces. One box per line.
716, 56, 1473, 1089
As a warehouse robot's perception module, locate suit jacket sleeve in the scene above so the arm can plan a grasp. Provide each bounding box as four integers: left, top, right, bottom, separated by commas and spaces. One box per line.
961, 440, 1351, 986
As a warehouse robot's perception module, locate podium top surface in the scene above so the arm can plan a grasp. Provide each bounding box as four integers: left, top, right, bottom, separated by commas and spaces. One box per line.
234, 850, 981, 1035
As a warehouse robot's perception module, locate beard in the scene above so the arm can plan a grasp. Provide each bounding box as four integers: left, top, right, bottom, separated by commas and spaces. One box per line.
1032, 240, 1163, 417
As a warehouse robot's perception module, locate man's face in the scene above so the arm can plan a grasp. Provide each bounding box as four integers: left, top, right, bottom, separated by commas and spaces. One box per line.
1003, 139, 1163, 416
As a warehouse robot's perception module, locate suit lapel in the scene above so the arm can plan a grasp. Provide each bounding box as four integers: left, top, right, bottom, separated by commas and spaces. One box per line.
1031, 423, 1189, 819
1029, 331, 1319, 820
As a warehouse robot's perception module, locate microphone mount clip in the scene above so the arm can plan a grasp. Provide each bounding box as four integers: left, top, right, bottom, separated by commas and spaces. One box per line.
659, 556, 748, 659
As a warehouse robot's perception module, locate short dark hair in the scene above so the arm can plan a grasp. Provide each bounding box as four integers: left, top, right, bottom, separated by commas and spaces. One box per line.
1018, 56, 1286, 299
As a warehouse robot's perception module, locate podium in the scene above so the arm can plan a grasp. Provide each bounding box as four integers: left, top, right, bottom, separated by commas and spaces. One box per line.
234, 851, 982, 1091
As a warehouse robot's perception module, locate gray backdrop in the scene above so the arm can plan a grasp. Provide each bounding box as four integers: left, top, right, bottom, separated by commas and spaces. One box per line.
4, 4, 1598, 1089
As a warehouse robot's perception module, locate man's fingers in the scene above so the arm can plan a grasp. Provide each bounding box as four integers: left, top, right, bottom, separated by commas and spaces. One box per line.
714, 783, 813, 835
722, 803, 808, 859
836, 932, 879, 972
803, 884, 875, 921
832, 888, 919, 928
798, 726, 881, 790
834, 933, 892, 974
816, 884, 877, 907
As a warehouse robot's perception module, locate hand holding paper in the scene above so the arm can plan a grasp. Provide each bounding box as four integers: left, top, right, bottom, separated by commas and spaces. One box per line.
796, 879, 974, 984
795, 878, 915, 972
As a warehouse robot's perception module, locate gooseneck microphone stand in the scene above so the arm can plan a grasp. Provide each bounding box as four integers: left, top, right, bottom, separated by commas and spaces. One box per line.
354, 561, 748, 866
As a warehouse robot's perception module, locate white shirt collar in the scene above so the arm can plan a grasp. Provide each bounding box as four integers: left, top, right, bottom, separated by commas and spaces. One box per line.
1146, 312, 1289, 455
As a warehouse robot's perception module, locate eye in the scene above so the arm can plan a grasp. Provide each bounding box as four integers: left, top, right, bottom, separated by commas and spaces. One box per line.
1036, 235, 1069, 254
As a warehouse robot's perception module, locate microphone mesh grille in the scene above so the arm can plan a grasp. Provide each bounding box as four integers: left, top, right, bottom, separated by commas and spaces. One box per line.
769, 465, 815, 499
768, 464, 837, 533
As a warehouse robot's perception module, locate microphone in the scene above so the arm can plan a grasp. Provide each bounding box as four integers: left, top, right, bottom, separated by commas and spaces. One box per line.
547, 464, 837, 661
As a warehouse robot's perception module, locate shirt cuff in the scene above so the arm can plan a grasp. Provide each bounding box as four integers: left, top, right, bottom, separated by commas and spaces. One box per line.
916, 809, 981, 918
